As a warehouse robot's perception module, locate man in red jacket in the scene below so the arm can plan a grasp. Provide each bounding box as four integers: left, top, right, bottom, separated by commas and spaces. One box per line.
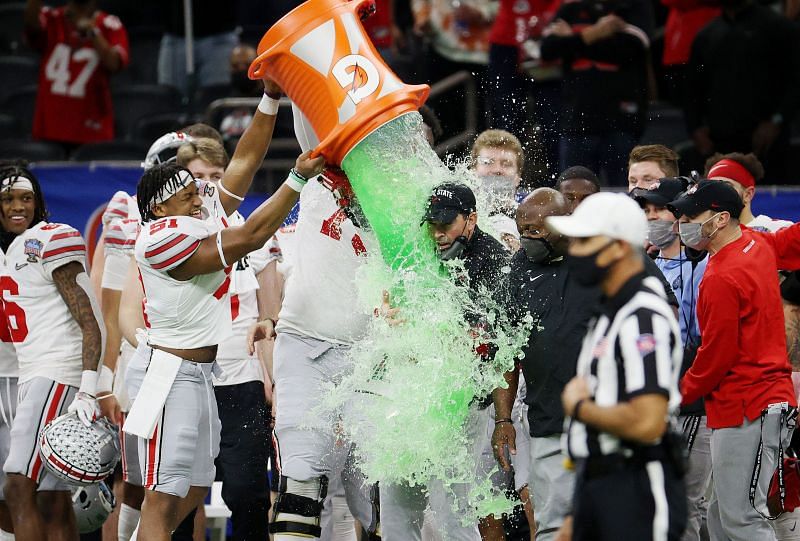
669, 180, 800, 541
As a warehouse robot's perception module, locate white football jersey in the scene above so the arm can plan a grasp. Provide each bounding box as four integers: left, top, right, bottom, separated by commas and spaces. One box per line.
1, 222, 88, 386
747, 214, 793, 233
135, 215, 232, 349
214, 206, 282, 385
276, 179, 375, 345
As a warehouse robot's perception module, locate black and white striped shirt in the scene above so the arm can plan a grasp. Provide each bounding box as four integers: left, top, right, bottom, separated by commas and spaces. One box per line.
565, 274, 683, 459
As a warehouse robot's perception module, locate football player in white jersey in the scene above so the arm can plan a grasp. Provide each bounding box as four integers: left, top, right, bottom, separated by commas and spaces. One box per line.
176, 137, 282, 540
124, 140, 323, 540
0, 248, 18, 541
0, 163, 103, 541
97, 95, 281, 541
247, 105, 379, 541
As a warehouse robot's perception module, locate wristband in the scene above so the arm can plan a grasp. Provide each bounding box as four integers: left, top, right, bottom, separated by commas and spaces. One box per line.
573, 399, 586, 422
257, 93, 280, 116
79, 369, 98, 398
284, 169, 308, 193
494, 418, 513, 425
97, 393, 116, 401
96, 365, 114, 394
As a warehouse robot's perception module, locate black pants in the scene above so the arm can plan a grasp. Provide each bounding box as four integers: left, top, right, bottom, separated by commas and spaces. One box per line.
572, 459, 687, 541
214, 380, 272, 541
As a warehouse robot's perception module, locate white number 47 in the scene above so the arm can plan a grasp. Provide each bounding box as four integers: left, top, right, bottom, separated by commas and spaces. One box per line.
44, 43, 99, 98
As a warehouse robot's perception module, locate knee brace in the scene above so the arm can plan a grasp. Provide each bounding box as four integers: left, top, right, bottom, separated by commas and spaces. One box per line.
368, 482, 381, 540
269, 475, 328, 539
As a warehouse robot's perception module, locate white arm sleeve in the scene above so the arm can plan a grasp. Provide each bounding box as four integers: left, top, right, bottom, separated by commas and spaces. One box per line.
101, 250, 130, 291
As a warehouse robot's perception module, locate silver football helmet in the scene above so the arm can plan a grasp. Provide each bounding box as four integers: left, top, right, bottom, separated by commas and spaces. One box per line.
39, 412, 120, 485
72, 481, 116, 533
142, 131, 194, 170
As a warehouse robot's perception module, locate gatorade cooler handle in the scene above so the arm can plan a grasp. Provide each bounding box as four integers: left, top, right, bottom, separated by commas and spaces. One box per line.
249, 0, 376, 80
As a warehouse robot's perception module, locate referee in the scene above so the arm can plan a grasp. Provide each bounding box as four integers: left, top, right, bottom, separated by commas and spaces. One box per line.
546, 192, 687, 540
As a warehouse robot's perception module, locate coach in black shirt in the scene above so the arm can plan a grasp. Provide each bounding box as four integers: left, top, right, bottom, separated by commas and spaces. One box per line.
493, 188, 599, 540
546, 192, 686, 541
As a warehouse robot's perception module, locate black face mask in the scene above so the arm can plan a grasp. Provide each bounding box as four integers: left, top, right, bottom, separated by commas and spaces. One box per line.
520, 237, 553, 264
440, 236, 468, 261
231, 71, 259, 95
565, 241, 616, 287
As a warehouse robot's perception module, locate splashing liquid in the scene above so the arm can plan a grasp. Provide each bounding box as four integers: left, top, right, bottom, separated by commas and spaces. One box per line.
320, 112, 532, 522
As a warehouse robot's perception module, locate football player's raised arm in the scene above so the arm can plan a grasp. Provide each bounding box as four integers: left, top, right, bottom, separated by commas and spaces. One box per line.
119, 257, 145, 348
169, 152, 324, 281
53, 261, 102, 373
217, 79, 283, 216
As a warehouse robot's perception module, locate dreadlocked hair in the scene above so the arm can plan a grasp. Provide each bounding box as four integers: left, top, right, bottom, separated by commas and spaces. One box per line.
137, 162, 194, 223
0, 159, 49, 227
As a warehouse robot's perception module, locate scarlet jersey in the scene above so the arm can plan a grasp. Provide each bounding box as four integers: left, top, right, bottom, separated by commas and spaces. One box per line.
0, 222, 88, 386
28, 7, 130, 144
135, 216, 231, 350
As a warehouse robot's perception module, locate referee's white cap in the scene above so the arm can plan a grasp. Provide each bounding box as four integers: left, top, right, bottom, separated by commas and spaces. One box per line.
546, 192, 648, 246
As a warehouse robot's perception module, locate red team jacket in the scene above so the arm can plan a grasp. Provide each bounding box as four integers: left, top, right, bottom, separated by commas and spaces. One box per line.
681, 224, 800, 429
27, 7, 129, 144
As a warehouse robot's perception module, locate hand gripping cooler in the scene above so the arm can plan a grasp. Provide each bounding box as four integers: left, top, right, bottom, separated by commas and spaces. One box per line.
248, 0, 430, 165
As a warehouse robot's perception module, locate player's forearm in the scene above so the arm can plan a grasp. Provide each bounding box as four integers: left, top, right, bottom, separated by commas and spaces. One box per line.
492, 369, 519, 420
100, 288, 122, 372
224, 185, 299, 260
219, 106, 279, 215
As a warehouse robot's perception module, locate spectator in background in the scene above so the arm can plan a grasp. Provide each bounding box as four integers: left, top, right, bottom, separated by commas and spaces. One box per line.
471, 129, 525, 251
24, 0, 129, 148
486, 0, 534, 138
686, 0, 800, 183
660, 0, 720, 108
556, 166, 600, 214
362, 0, 403, 68
540, 0, 652, 186
220, 45, 260, 145
633, 179, 711, 541
410, 0, 495, 137
705, 153, 794, 233
627, 144, 680, 192
158, 0, 239, 98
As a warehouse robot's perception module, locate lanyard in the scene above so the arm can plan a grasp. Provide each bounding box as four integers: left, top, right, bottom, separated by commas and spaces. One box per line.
748, 404, 796, 519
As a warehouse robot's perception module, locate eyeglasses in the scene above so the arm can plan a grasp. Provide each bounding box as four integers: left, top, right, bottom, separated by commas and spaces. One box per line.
476, 156, 516, 168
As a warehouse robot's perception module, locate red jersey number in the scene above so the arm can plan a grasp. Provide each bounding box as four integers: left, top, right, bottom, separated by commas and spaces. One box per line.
321, 209, 367, 256
44, 44, 100, 99
0, 277, 28, 342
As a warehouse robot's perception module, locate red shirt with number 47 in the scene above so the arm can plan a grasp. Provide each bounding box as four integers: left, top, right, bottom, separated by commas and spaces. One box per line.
27, 7, 129, 144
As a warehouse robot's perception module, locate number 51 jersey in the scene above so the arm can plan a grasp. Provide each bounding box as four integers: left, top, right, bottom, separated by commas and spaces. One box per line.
135, 215, 232, 350
0, 222, 88, 387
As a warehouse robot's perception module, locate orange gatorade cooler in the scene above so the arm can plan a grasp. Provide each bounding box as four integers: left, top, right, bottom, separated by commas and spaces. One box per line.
248, 0, 430, 165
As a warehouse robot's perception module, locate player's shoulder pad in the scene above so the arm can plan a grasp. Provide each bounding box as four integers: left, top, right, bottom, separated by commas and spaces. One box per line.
102, 191, 134, 226
142, 216, 214, 271
104, 218, 140, 254
37, 223, 87, 267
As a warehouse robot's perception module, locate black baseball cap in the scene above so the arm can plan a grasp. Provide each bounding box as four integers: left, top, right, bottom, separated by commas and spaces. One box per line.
423, 182, 477, 224
632, 178, 688, 208
668, 179, 744, 219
